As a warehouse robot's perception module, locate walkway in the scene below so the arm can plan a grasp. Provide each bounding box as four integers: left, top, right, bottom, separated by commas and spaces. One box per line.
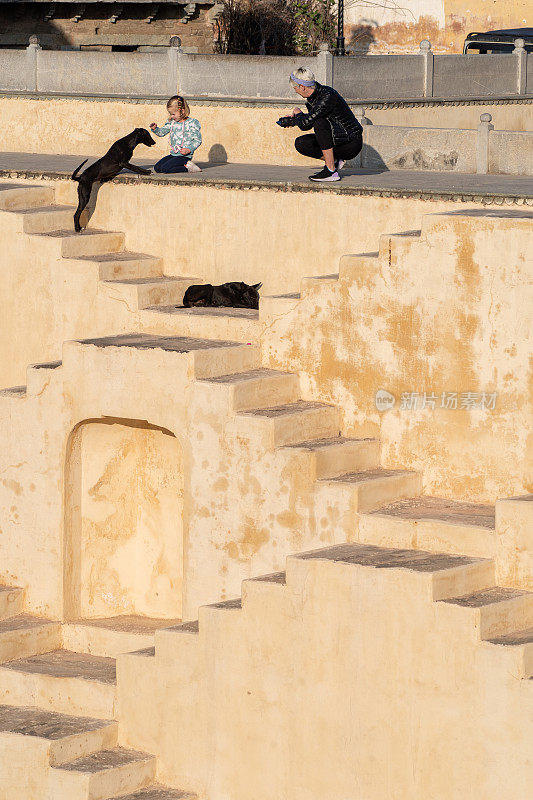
0, 152, 532, 203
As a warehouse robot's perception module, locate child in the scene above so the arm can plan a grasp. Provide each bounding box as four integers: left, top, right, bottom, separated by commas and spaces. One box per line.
150, 95, 202, 173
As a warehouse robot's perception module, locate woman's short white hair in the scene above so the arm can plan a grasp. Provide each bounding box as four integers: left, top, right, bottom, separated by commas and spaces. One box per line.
289, 67, 316, 88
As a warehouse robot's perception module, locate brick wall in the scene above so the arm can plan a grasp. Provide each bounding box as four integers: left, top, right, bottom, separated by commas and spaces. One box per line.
0, 3, 217, 53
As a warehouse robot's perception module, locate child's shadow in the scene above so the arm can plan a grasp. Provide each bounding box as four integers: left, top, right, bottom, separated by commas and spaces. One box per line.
207, 144, 228, 166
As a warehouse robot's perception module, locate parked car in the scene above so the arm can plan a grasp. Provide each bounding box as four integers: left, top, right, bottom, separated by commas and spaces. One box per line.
463, 28, 533, 53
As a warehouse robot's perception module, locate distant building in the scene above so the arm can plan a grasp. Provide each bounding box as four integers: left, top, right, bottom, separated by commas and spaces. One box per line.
0, 0, 222, 53
346, 0, 531, 54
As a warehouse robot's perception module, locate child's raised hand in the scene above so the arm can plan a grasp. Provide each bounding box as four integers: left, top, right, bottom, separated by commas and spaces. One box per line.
149, 122, 157, 131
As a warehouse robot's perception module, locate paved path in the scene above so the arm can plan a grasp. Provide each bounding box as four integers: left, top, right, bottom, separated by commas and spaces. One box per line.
0, 152, 532, 201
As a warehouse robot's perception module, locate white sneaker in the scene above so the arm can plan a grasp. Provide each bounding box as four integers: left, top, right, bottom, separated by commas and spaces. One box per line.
336, 159, 345, 171
186, 161, 202, 173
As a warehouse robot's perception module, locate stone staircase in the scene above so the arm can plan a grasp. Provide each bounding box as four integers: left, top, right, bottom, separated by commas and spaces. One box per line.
144, 541, 533, 683
0, 182, 262, 345
0, 183, 200, 312
0, 186, 527, 597
117, 540, 533, 797
0, 586, 195, 799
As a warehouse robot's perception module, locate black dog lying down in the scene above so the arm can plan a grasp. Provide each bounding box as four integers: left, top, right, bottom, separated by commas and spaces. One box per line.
71, 128, 155, 232
183, 282, 262, 310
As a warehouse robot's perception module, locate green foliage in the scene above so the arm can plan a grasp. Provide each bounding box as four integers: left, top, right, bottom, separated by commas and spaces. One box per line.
292, 0, 337, 55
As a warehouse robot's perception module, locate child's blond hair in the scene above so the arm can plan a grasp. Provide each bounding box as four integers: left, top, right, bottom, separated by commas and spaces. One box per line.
167, 95, 190, 118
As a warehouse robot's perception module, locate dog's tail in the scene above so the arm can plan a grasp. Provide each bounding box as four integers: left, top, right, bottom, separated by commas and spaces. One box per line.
71, 159, 88, 182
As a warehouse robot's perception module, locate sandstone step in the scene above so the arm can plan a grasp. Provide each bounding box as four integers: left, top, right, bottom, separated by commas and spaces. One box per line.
76, 251, 164, 281
239, 401, 340, 448
26, 359, 62, 397
339, 251, 378, 281
287, 542, 495, 602
378, 229, 421, 259
301, 273, 339, 293
198, 599, 242, 635
68, 334, 261, 380
113, 785, 197, 799
0, 704, 118, 767
141, 305, 259, 344
0, 615, 61, 663
440, 587, 533, 639
0, 587, 24, 620
200, 368, 300, 412
320, 468, 422, 512
0, 184, 54, 211
421, 209, 533, 238
43, 229, 125, 258
153, 621, 198, 664
359, 496, 497, 560
48, 746, 156, 800
0, 649, 117, 719
0, 385, 27, 399
62, 616, 181, 659
486, 627, 533, 678
260, 292, 300, 317
20, 204, 76, 233
282, 436, 381, 479
241, 571, 287, 607
103, 277, 197, 309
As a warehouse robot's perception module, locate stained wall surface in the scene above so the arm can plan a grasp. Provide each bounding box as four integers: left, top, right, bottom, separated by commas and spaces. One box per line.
118, 549, 533, 800
0, 96, 532, 169
67, 420, 184, 620
262, 210, 533, 502
347, 0, 531, 54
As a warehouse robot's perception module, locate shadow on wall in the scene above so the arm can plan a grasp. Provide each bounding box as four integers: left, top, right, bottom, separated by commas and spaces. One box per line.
347, 23, 377, 55
208, 144, 228, 164
345, 145, 389, 172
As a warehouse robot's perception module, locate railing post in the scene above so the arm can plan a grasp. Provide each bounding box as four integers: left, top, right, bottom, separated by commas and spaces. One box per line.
316, 41, 334, 87
513, 38, 527, 95
353, 105, 370, 168
168, 35, 182, 95
25, 34, 41, 93
476, 113, 494, 174
418, 39, 434, 98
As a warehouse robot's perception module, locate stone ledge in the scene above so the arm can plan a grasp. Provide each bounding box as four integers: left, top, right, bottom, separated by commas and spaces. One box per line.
1, 167, 532, 206
1, 90, 532, 109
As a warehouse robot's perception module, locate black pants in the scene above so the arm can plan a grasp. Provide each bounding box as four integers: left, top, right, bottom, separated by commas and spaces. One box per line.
295, 117, 362, 162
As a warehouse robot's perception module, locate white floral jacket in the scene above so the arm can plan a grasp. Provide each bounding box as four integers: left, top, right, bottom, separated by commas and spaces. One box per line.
152, 117, 202, 155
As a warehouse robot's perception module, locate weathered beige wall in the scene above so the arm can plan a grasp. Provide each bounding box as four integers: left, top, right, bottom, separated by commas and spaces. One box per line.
67, 420, 183, 620
347, 0, 531, 54
0, 96, 531, 170
262, 210, 533, 502
0, 186, 530, 627
0, 176, 489, 390
118, 550, 533, 800
0, 337, 347, 619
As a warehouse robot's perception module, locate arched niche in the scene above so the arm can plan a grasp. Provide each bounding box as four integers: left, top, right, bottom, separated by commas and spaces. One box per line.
63, 417, 184, 621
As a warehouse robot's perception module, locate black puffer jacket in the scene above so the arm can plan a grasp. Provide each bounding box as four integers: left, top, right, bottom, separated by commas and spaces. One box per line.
296, 83, 362, 144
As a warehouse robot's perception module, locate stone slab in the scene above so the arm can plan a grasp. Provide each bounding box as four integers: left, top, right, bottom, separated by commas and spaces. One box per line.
0, 152, 532, 201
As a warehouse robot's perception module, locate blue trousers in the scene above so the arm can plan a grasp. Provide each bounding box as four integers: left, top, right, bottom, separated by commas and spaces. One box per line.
154, 154, 190, 174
